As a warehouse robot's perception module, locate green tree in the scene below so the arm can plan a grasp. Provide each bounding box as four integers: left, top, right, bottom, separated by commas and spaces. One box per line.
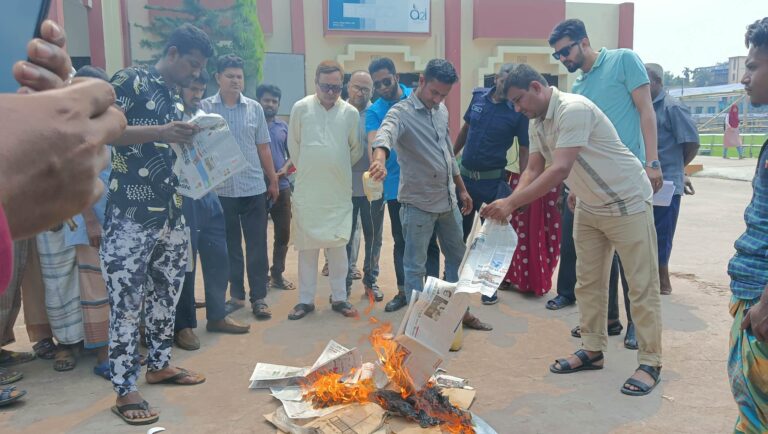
136, 0, 266, 96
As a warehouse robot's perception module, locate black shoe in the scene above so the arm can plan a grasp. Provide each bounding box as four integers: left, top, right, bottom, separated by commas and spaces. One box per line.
385, 293, 407, 312
481, 293, 499, 305
624, 322, 638, 350
366, 284, 384, 302
571, 321, 624, 338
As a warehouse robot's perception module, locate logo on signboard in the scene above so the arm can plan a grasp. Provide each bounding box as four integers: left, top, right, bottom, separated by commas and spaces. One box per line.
410, 4, 428, 21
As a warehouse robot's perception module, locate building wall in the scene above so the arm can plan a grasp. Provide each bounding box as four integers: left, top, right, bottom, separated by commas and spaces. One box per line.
101, 0, 127, 75
63, 0, 90, 58
265, 0, 292, 53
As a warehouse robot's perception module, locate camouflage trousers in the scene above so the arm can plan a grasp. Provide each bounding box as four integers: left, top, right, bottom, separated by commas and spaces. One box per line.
99, 208, 188, 396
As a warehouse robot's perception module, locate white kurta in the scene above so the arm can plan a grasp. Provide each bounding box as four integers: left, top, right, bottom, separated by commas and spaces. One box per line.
288, 95, 362, 250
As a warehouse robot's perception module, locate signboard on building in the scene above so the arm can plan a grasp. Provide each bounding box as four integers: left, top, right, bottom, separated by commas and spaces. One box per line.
327, 0, 430, 34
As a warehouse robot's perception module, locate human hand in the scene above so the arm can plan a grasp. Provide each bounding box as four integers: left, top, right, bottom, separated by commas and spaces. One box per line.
160, 122, 199, 145
741, 296, 768, 343
276, 166, 288, 178
13, 20, 73, 92
368, 160, 387, 181
458, 189, 473, 216
684, 175, 695, 195
480, 198, 515, 222
85, 217, 102, 248
645, 167, 663, 193
266, 182, 280, 203
0, 79, 126, 238
567, 192, 576, 212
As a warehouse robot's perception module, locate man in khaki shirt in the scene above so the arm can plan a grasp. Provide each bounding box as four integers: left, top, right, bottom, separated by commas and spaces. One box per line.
482, 64, 662, 397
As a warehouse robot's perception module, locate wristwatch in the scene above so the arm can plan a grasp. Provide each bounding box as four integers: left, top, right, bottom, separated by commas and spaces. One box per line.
645, 160, 661, 170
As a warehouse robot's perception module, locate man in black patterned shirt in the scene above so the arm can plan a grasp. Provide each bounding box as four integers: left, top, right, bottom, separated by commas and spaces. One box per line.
99, 24, 213, 425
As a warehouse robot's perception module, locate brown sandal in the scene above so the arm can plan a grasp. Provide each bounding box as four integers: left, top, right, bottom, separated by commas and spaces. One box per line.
288, 303, 315, 320
331, 301, 359, 318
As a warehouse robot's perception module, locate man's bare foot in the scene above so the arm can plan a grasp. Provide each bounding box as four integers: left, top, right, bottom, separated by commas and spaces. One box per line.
659, 266, 672, 295
146, 366, 205, 385
116, 391, 158, 421
623, 368, 657, 392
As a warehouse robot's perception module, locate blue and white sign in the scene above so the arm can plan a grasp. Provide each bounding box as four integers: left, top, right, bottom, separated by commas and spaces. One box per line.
328, 0, 430, 33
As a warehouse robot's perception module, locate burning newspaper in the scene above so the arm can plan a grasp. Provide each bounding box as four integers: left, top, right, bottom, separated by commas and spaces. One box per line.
171, 113, 249, 199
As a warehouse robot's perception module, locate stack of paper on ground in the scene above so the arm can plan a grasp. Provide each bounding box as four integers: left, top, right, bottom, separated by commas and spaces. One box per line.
171, 113, 249, 199
251, 340, 374, 419
456, 214, 519, 298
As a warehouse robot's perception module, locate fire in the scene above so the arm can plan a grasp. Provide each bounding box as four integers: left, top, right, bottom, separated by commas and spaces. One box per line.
302, 320, 476, 433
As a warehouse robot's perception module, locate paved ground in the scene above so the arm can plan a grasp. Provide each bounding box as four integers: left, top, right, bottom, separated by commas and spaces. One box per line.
0, 156, 755, 433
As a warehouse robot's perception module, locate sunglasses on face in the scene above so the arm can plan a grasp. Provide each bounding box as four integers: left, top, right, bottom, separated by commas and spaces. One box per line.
349, 84, 372, 95
373, 77, 394, 89
318, 83, 342, 94
552, 41, 579, 60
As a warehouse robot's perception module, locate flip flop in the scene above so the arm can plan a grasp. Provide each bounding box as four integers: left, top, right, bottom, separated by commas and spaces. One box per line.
0, 368, 23, 385
550, 349, 604, 374
620, 365, 661, 396
147, 367, 206, 386
32, 338, 57, 360
546, 295, 575, 310
53, 349, 77, 372
270, 277, 296, 290
93, 361, 111, 380
111, 400, 159, 425
0, 350, 36, 367
0, 386, 26, 407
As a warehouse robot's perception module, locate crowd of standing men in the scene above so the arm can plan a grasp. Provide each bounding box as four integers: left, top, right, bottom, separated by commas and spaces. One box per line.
0, 15, 766, 433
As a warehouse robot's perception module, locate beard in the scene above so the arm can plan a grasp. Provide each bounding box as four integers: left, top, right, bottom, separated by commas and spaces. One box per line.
263, 108, 277, 117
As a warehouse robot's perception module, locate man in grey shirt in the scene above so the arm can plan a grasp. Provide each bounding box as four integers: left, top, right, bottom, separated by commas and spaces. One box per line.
645, 63, 699, 296
370, 59, 488, 331
200, 54, 279, 320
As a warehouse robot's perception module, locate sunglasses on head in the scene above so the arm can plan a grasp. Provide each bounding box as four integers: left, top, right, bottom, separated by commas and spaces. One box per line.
552, 41, 579, 60
373, 77, 394, 89
318, 83, 342, 93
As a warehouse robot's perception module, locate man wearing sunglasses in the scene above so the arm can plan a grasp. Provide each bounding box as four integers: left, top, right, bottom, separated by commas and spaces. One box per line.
286, 60, 363, 320
366, 57, 442, 313
547, 19, 661, 350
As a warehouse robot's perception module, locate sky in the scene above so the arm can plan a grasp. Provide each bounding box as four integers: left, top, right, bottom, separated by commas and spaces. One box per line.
570, 0, 764, 76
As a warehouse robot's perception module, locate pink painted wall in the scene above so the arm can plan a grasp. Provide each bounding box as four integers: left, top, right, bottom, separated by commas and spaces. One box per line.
290, 0, 305, 54
120, 0, 132, 67
86, 0, 106, 69
445, 0, 461, 141
48, 0, 65, 25
473, 0, 565, 40
618, 2, 634, 49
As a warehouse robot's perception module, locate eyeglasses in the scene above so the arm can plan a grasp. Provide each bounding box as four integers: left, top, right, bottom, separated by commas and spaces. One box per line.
318, 83, 342, 94
373, 77, 394, 89
349, 84, 372, 95
552, 41, 579, 60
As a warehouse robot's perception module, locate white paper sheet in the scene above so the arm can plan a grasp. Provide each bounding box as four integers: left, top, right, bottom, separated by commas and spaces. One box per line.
653, 180, 675, 207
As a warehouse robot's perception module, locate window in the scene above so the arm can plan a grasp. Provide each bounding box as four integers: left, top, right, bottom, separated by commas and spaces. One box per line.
707, 107, 716, 114
695, 106, 703, 114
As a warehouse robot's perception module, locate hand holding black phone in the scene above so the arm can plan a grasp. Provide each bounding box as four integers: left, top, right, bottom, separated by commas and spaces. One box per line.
0, 0, 52, 93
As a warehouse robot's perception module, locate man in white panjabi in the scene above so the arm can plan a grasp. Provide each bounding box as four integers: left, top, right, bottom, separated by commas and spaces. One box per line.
287, 60, 363, 320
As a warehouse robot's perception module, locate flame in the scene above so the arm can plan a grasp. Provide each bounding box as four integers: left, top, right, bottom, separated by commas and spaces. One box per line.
302, 321, 475, 433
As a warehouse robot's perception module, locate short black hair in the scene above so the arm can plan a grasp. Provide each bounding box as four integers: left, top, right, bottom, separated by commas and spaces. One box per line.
164, 23, 214, 58
217, 54, 245, 73
75, 65, 108, 81
746, 17, 768, 50
503, 64, 549, 96
256, 83, 282, 100
423, 59, 458, 85
548, 19, 588, 46
192, 69, 209, 85
368, 57, 396, 76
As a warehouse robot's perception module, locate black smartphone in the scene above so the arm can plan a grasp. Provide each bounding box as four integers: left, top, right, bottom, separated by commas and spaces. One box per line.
0, 0, 52, 93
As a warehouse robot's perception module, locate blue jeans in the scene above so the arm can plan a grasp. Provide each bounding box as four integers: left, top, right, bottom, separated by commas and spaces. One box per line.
653, 194, 681, 266
346, 196, 385, 289
176, 191, 230, 329
400, 204, 465, 301
388, 200, 440, 291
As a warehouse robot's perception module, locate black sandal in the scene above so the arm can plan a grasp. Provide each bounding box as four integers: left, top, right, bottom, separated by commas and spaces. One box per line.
620, 364, 661, 396
550, 349, 604, 374
546, 295, 575, 310
33, 338, 57, 360
624, 322, 638, 350
111, 400, 159, 425
288, 303, 315, 320
571, 321, 624, 338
